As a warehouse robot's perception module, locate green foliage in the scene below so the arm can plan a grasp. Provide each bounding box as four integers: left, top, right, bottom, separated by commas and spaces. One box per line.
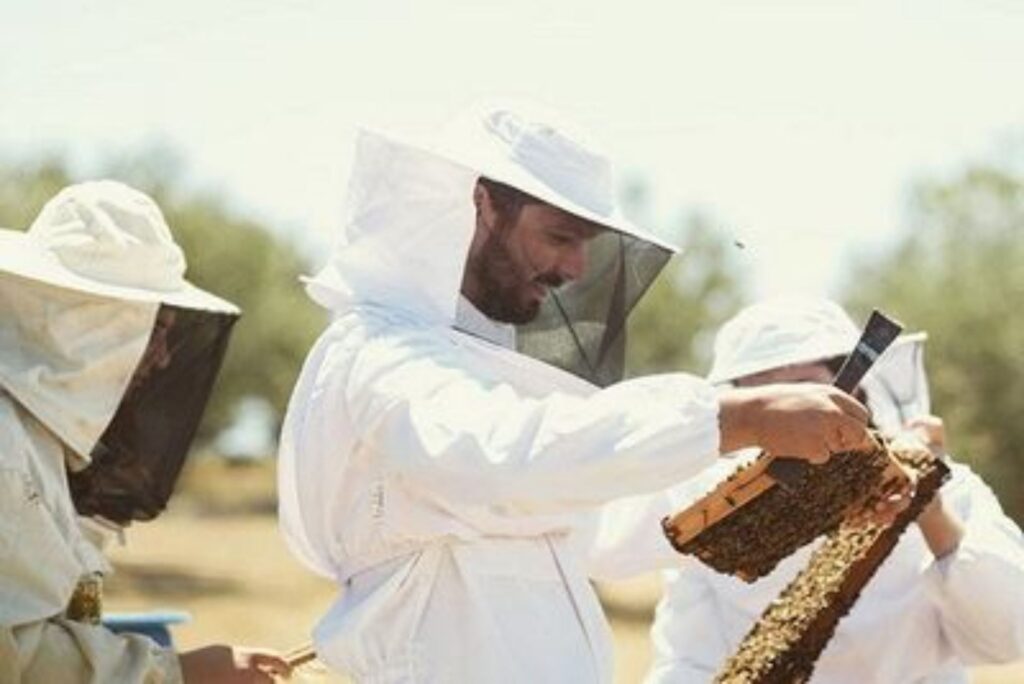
158, 194, 325, 438
841, 162, 1024, 522
0, 152, 325, 443
626, 212, 749, 377
0, 156, 75, 228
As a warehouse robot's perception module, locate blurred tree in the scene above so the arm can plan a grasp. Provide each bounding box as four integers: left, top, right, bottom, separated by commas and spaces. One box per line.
0, 156, 75, 227
621, 178, 749, 376
841, 161, 1024, 522
0, 152, 325, 445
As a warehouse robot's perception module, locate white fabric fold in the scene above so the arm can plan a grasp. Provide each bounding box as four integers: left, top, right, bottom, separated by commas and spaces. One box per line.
0, 277, 155, 463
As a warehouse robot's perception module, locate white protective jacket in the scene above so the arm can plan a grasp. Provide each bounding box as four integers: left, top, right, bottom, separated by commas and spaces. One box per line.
0, 277, 181, 683
587, 300, 1024, 684
608, 453, 1024, 684
277, 124, 722, 682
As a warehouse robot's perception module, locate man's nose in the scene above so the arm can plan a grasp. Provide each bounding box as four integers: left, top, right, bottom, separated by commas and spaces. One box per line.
558, 244, 587, 282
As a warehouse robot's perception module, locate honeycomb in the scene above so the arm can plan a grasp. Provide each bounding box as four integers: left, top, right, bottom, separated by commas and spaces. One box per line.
713, 443, 948, 683
662, 436, 908, 580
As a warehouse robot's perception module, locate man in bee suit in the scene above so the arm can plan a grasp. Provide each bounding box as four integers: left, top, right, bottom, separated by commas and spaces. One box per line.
0, 181, 290, 683
277, 102, 877, 683
591, 297, 1024, 683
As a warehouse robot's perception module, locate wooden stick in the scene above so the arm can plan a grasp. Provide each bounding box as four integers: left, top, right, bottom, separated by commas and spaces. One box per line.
284, 642, 318, 668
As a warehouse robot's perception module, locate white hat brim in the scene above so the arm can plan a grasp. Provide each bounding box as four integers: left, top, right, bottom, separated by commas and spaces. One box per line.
0, 229, 238, 314
707, 332, 928, 385
366, 127, 680, 254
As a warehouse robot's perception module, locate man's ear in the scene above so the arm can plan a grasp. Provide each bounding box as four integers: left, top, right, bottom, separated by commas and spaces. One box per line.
473, 181, 499, 235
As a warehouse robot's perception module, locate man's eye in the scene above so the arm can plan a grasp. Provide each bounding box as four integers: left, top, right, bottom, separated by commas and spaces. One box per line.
547, 233, 573, 246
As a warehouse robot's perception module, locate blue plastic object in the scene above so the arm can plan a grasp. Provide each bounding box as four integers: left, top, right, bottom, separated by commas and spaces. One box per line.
103, 611, 191, 648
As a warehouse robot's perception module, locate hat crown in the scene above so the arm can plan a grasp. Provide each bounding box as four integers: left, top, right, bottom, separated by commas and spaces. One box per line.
709, 297, 860, 383
483, 107, 614, 217
28, 180, 187, 294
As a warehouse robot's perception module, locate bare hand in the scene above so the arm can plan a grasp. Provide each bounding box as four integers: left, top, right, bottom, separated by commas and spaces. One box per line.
916, 492, 964, 558
905, 415, 946, 457
719, 383, 874, 463
179, 645, 292, 684
849, 472, 916, 527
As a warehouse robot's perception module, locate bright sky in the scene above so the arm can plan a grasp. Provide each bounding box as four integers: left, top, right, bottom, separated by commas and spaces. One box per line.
3, 0, 1023, 297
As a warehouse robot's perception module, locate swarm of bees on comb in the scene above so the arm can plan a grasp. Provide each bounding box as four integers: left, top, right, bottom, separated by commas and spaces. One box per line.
662, 437, 949, 683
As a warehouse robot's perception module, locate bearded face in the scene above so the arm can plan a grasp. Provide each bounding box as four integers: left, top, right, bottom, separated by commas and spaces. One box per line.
463, 181, 601, 325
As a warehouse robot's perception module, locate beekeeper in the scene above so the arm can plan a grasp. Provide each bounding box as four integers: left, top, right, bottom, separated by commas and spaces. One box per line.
635, 298, 1024, 683
0, 181, 290, 683
277, 102, 876, 683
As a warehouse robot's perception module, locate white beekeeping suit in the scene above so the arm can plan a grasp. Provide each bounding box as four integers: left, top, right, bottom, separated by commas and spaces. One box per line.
0, 181, 238, 683
276, 103, 727, 683
600, 297, 1024, 684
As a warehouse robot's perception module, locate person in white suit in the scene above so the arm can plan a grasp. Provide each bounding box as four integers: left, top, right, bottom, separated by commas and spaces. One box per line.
276, 104, 879, 683
0, 181, 290, 683
640, 297, 1024, 684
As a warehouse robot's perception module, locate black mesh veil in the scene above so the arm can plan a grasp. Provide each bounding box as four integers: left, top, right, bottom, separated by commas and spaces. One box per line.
69, 303, 238, 523
516, 230, 672, 386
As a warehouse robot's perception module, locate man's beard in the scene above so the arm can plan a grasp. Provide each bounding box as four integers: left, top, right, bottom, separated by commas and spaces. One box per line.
469, 229, 565, 325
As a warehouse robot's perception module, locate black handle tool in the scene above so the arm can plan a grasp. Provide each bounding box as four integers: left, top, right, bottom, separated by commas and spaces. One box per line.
765, 309, 904, 486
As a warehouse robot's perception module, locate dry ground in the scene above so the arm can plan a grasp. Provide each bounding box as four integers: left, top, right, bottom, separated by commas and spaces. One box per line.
103, 459, 1024, 683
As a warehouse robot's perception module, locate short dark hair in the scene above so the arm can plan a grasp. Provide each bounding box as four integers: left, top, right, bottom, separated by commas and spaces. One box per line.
477, 176, 608, 237
823, 355, 847, 377
477, 177, 543, 227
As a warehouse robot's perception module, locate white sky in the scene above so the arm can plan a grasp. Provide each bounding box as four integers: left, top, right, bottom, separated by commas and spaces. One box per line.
3, 0, 1023, 297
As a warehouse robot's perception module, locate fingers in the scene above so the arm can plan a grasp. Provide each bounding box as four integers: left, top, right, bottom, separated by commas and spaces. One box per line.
850, 489, 913, 527
906, 415, 943, 430
804, 443, 831, 465
831, 414, 874, 453
827, 386, 871, 424
246, 651, 292, 679
790, 411, 871, 465
808, 452, 829, 465
854, 471, 916, 526
905, 415, 946, 454
809, 416, 870, 464
867, 486, 914, 526
724, 383, 875, 462
249, 653, 293, 678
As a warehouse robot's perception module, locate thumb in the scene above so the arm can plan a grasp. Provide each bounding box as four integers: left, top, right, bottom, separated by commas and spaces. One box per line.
832, 415, 874, 453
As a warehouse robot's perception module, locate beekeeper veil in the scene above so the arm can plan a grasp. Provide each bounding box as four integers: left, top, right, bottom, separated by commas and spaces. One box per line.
0, 181, 239, 524
306, 100, 678, 385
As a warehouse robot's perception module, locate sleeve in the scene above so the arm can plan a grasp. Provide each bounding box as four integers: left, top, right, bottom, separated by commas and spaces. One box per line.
345, 327, 722, 514
923, 464, 1024, 664
583, 490, 682, 581
646, 564, 729, 683
0, 617, 182, 684
584, 457, 747, 580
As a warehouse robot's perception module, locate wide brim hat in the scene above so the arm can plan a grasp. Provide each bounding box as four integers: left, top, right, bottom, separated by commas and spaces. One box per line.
707, 296, 923, 385
385, 99, 678, 253
0, 181, 238, 314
